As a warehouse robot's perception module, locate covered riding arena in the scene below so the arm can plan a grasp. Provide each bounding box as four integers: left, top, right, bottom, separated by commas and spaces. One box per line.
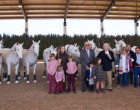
0, 0, 140, 110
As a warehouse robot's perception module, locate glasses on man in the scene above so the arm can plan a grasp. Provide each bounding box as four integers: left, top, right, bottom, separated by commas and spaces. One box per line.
85, 45, 89, 46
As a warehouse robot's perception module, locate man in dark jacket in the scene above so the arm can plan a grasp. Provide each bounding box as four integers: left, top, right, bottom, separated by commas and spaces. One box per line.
126, 44, 136, 85
98, 43, 115, 92
80, 41, 95, 92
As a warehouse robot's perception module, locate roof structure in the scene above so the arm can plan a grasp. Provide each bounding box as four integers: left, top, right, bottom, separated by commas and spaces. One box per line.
0, 0, 140, 20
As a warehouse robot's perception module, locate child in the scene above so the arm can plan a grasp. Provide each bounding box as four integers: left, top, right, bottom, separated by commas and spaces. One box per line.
94, 57, 105, 93
47, 53, 58, 94
66, 56, 77, 93
116, 47, 131, 88
55, 65, 65, 94
86, 62, 95, 93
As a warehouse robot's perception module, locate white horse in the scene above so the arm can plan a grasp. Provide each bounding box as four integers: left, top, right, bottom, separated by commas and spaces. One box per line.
1, 43, 23, 84
43, 45, 57, 78
65, 43, 80, 58
87, 39, 103, 57
20, 40, 40, 84
0, 40, 3, 84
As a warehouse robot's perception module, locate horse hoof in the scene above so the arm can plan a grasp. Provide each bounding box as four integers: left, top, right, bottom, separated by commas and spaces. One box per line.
43, 76, 46, 79
34, 80, 37, 83
7, 81, 10, 84
18, 77, 21, 80
24, 77, 27, 80
15, 81, 19, 84
26, 81, 30, 84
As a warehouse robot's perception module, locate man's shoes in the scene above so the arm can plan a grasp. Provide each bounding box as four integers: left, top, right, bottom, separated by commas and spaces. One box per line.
108, 89, 113, 92
82, 90, 86, 92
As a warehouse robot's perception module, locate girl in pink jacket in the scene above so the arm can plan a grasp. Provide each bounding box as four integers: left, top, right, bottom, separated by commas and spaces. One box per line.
66, 56, 77, 93
47, 53, 58, 94
55, 65, 65, 94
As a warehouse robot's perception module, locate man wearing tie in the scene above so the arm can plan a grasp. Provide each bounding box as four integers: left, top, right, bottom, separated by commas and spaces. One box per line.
80, 41, 95, 92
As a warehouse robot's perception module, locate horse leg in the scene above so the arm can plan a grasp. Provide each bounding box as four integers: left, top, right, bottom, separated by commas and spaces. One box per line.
7, 64, 11, 84
26, 66, 30, 84
18, 65, 21, 80
24, 66, 26, 80
15, 63, 19, 84
33, 63, 37, 83
43, 62, 46, 79
2, 65, 7, 81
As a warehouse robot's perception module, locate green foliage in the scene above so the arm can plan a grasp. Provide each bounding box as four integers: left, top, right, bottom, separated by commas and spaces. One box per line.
0, 34, 140, 59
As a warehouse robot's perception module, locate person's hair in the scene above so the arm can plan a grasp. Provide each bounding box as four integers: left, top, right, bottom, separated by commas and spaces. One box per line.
94, 57, 101, 66
58, 45, 65, 54
57, 65, 63, 72
90, 61, 94, 65
68, 55, 73, 61
103, 43, 109, 48
121, 47, 127, 53
49, 53, 56, 59
126, 44, 131, 47
136, 47, 139, 50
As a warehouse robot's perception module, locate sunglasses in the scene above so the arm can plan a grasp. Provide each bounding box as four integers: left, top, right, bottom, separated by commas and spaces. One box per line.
85, 45, 89, 46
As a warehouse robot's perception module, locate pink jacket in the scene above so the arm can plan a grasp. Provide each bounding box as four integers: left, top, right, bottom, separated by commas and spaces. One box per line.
47, 60, 58, 75
55, 71, 65, 82
66, 62, 77, 74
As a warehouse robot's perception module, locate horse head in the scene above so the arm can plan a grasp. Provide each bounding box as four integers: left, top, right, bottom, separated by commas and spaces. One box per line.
32, 40, 40, 57
15, 43, 23, 59
88, 39, 96, 50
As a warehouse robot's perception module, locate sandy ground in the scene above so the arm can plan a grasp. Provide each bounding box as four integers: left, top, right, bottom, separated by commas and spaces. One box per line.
0, 62, 140, 110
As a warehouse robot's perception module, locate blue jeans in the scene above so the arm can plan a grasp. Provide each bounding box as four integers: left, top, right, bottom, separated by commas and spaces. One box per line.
134, 66, 140, 87
117, 73, 128, 86
127, 68, 133, 85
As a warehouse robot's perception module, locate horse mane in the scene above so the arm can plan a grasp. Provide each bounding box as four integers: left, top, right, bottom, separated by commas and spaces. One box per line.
28, 44, 34, 50
11, 43, 17, 51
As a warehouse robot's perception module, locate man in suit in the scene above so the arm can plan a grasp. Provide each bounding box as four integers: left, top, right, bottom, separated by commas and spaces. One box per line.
80, 41, 95, 92
98, 43, 115, 92
134, 47, 140, 87
126, 44, 136, 85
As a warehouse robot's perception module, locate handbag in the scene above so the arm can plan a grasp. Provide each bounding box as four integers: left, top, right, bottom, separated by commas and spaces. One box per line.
129, 60, 133, 68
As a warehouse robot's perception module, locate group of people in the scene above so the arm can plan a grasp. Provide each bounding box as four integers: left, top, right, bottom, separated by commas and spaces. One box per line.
46, 41, 140, 94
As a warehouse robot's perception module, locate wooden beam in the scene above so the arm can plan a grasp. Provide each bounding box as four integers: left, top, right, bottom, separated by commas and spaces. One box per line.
18, 0, 27, 21
64, 0, 70, 22
102, 0, 116, 20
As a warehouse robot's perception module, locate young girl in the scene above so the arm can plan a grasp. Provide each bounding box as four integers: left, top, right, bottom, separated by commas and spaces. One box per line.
116, 47, 131, 88
94, 57, 105, 93
86, 62, 95, 93
66, 56, 77, 93
47, 53, 58, 94
55, 65, 65, 94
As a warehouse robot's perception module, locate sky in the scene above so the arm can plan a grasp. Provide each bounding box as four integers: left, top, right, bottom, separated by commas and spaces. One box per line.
0, 19, 139, 37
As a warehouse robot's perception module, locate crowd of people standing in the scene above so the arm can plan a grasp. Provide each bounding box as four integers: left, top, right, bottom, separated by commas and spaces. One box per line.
46, 41, 140, 94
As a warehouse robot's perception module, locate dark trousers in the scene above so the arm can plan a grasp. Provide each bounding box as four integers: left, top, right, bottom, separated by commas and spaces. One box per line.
117, 73, 128, 86
89, 84, 94, 92
81, 68, 86, 91
134, 67, 140, 87
63, 70, 67, 91
48, 74, 56, 93
56, 81, 63, 93
127, 68, 133, 85
67, 74, 76, 92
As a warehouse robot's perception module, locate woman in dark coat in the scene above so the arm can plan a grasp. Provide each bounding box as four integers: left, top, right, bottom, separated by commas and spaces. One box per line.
56, 45, 68, 92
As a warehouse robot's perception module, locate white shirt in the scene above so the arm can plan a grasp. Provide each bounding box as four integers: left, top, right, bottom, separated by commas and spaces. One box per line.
86, 49, 90, 58
136, 53, 140, 65
122, 55, 129, 72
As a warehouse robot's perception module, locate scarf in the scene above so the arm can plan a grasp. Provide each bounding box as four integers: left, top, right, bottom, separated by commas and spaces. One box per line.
119, 54, 129, 73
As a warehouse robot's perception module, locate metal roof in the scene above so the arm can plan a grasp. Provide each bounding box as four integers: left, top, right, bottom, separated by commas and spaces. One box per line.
0, 0, 140, 20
